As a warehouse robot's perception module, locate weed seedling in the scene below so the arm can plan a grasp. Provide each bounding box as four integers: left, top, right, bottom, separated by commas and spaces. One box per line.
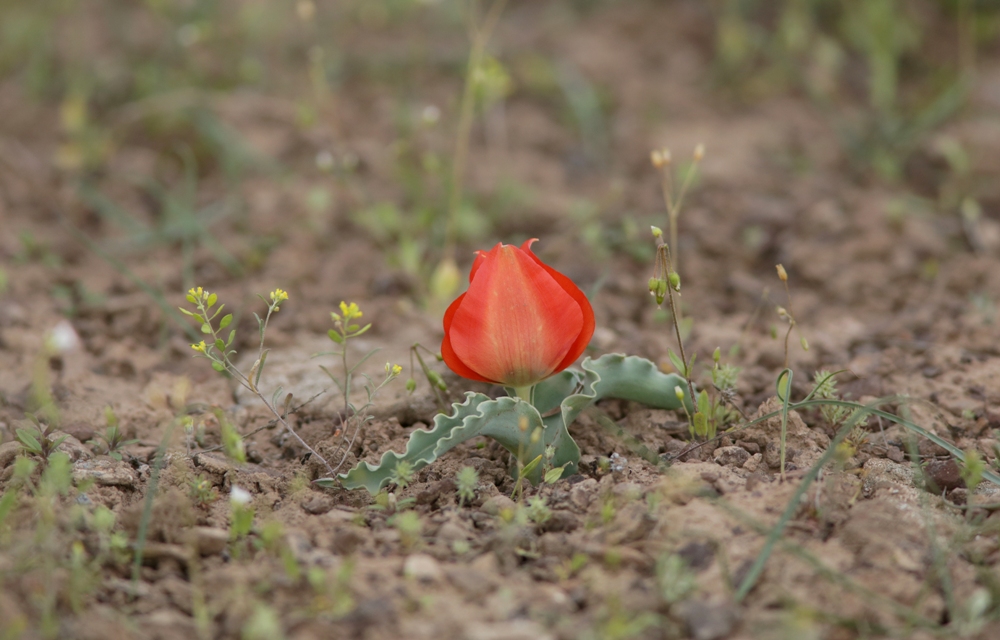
812, 370, 853, 427
189, 475, 218, 507
391, 460, 415, 491
526, 496, 551, 525
94, 406, 138, 460
390, 510, 423, 550
15, 414, 68, 465
657, 553, 697, 605
456, 466, 479, 507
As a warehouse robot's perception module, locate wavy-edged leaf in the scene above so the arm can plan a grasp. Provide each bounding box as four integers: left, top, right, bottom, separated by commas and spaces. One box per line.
341, 354, 694, 493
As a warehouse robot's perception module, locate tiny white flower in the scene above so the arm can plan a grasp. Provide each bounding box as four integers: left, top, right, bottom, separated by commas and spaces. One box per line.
230, 485, 252, 505
421, 105, 441, 125
315, 150, 334, 171
48, 319, 80, 354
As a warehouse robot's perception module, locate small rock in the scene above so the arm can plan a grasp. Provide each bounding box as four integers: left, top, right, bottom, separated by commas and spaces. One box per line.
886, 445, 905, 463
862, 458, 914, 496
675, 600, 740, 640
72, 459, 138, 488
925, 459, 963, 491
539, 510, 579, 533
193, 453, 234, 476
61, 422, 97, 444
403, 553, 443, 582
465, 620, 554, 640
677, 541, 716, 572
714, 446, 750, 468
569, 478, 598, 510
301, 494, 334, 515
736, 440, 760, 455
56, 435, 92, 462
333, 526, 367, 555
0, 442, 20, 469
481, 495, 516, 516
436, 520, 470, 544
743, 453, 763, 473
185, 527, 229, 556
447, 564, 499, 600
416, 478, 456, 506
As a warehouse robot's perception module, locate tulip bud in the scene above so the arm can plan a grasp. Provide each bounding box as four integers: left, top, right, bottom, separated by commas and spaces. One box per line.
776, 264, 788, 282
668, 271, 681, 291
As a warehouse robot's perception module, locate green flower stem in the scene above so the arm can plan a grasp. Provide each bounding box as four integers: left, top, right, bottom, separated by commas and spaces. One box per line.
512, 386, 534, 405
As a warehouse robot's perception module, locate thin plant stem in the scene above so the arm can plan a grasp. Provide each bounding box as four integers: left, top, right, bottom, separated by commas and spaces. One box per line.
411, 343, 447, 411
198, 298, 338, 477
660, 243, 697, 408
654, 146, 702, 316
780, 277, 797, 370
443, 0, 507, 259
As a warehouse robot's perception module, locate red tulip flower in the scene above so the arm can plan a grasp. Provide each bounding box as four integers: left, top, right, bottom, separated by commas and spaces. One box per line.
442, 239, 595, 393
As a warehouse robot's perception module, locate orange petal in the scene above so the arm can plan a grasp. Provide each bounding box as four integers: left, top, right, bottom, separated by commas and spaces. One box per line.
441, 293, 493, 383
446, 243, 584, 387
519, 240, 595, 372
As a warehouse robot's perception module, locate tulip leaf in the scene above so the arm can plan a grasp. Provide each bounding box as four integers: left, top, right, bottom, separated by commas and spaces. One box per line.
338, 393, 547, 493
339, 353, 694, 493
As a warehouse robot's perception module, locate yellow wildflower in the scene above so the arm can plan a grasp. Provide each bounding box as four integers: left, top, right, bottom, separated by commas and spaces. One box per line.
339, 301, 362, 320
270, 288, 289, 303
191, 341, 207, 354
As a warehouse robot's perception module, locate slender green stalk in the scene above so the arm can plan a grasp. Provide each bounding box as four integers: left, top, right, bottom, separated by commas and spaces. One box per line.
443, 0, 507, 258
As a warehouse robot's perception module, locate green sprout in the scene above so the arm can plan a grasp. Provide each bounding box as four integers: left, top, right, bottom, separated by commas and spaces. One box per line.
390, 510, 423, 550
813, 370, 853, 427
526, 496, 551, 525
95, 406, 138, 460
391, 460, 415, 490
456, 466, 479, 507
15, 414, 68, 464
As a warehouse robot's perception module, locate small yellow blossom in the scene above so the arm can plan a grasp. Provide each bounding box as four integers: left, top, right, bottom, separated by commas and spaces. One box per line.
339, 301, 362, 320
191, 341, 207, 354
270, 288, 289, 303
385, 363, 403, 376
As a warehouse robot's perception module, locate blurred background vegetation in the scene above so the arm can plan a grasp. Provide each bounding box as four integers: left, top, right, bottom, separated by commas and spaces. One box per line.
2, 0, 998, 298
